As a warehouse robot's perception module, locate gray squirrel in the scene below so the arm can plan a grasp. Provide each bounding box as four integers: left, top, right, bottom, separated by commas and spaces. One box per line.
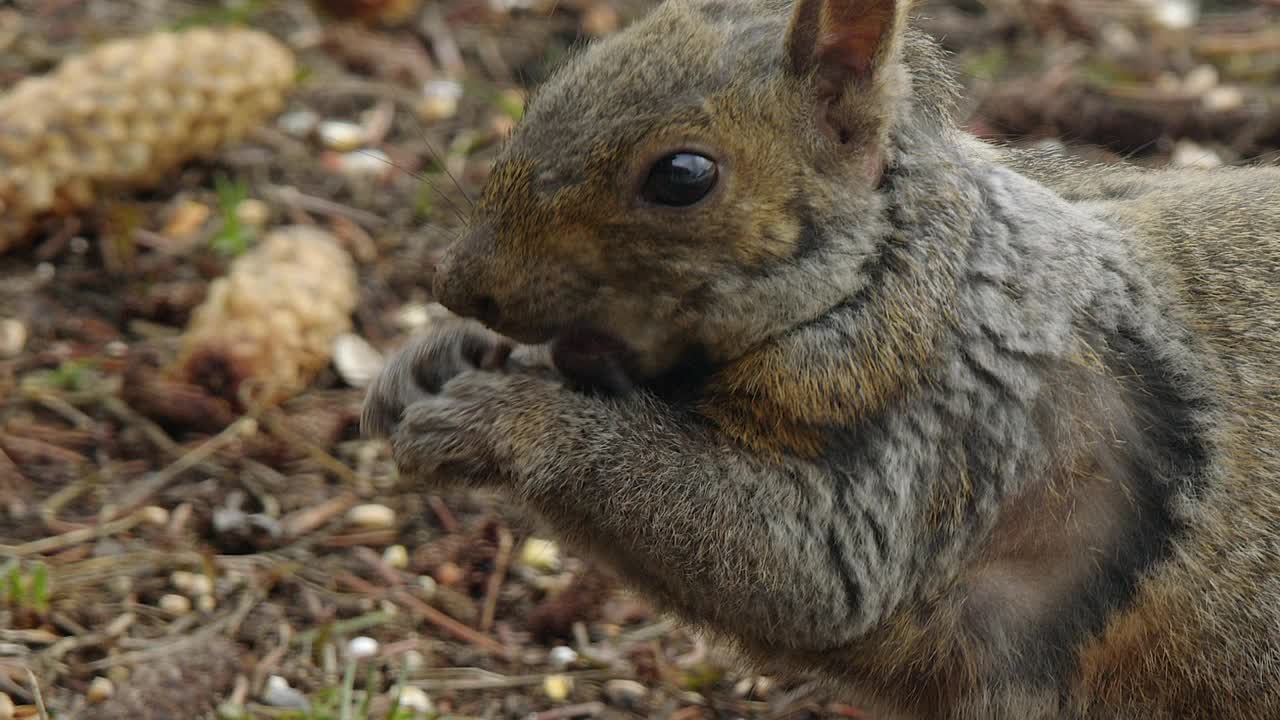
361, 0, 1280, 717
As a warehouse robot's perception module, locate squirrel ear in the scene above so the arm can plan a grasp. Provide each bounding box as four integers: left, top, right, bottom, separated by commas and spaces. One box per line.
785, 0, 908, 82
785, 0, 910, 146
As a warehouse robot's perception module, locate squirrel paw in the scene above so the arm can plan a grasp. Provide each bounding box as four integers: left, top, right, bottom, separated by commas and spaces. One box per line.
387, 370, 546, 486
360, 318, 515, 439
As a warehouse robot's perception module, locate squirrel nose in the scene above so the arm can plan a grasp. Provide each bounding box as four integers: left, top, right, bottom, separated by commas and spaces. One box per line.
433, 246, 501, 328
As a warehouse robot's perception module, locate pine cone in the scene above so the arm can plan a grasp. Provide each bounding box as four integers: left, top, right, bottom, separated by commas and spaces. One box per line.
0, 26, 296, 253
176, 226, 359, 407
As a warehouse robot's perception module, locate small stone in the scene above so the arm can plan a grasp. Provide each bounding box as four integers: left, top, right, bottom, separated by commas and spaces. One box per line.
0, 318, 26, 358
87, 676, 115, 704
263, 675, 310, 709
416, 575, 438, 598
1171, 140, 1223, 169
1203, 86, 1245, 113
163, 200, 211, 240
348, 635, 380, 660
1149, 0, 1197, 31
333, 333, 385, 388
395, 301, 455, 331
327, 149, 395, 182
418, 80, 462, 122
543, 673, 573, 703
518, 537, 561, 572
159, 593, 192, 615
347, 503, 396, 530
107, 666, 130, 686
382, 544, 409, 569
402, 649, 426, 672
433, 561, 464, 587
171, 570, 214, 596
1099, 22, 1139, 56
396, 685, 432, 712
137, 505, 169, 526
235, 198, 271, 227
548, 645, 578, 669
602, 679, 647, 709
1183, 64, 1219, 95
318, 120, 367, 151
278, 109, 320, 137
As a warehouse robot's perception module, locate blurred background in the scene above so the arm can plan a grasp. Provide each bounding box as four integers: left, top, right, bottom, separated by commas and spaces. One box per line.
0, 1, 1277, 718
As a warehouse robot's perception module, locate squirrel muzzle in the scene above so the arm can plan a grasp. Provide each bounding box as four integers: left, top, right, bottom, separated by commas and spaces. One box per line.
432, 226, 523, 338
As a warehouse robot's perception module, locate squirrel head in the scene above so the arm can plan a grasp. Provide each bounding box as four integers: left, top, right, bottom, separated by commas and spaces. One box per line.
434, 0, 953, 389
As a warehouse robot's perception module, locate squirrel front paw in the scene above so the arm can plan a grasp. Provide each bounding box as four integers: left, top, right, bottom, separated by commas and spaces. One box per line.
360, 318, 515, 439
386, 370, 553, 487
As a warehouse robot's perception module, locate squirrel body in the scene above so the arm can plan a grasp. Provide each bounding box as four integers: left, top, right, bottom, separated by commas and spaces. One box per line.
362, 1, 1280, 717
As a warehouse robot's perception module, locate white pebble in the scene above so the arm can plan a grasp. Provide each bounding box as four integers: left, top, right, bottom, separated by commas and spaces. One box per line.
347, 503, 396, 530
547, 645, 578, 669
1099, 23, 1139, 56
137, 505, 169, 526
1150, 0, 1197, 31
87, 676, 115, 704
1171, 140, 1224, 169
543, 673, 573, 703
333, 333, 385, 388
518, 538, 561, 572
331, 149, 395, 182
382, 544, 410, 569
278, 110, 320, 137
416, 575, 437, 598
418, 80, 463, 122
170, 570, 213, 596
395, 303, 432, 330
396, 685, 433, 712
1183, 64, 1219, 95
263, 675, 310, 709
401, 649, 426, 672
1203, 86, 1245, 113
0, 319, 26, 358
159, 593, 191, 615
318, 120, 367, 151
347, 635, 380, 660
235, 198, 271, 227
603, 679, 647, 707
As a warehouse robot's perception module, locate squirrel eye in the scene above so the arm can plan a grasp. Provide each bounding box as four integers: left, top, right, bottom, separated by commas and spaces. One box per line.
641, 152, 718, 207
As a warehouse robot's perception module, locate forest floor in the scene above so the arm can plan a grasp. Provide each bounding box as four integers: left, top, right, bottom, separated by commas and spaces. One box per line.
1, 0, 1277, 718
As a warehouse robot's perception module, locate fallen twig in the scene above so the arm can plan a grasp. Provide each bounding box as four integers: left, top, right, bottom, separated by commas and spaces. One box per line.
392, 589, 513, 661
481, 526, 514, 633
25, 668, 49, 720
111, 416, 258, 519
525, 701, 606, 720
0, 506, 165, 558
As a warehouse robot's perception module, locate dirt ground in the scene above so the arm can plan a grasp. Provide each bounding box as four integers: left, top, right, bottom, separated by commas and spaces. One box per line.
0, 1, 1277, 718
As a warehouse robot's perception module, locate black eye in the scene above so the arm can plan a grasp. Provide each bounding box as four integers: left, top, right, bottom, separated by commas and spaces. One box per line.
641, 152, 718, 207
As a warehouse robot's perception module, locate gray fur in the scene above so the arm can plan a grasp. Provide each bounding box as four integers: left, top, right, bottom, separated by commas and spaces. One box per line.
365, 0, 1280, 717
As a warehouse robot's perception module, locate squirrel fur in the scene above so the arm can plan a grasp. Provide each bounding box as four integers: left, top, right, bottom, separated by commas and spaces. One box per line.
361, 0, 1280, 717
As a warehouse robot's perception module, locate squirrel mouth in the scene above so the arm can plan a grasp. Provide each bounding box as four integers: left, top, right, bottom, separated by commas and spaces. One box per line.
549, 327, 637, 396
